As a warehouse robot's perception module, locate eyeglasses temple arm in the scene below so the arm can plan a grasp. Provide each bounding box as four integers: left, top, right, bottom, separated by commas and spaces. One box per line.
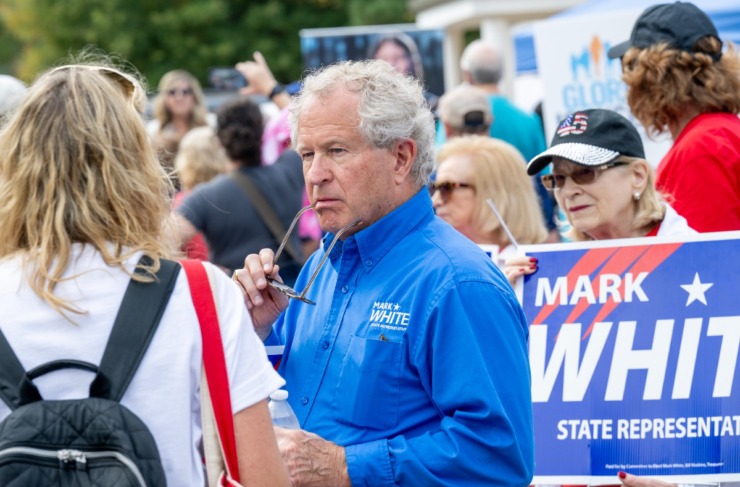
273, 204, 316, 265
298, 218, 362, 299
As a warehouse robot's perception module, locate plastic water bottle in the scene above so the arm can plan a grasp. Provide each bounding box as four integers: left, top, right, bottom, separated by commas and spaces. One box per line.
268, 390, 300, 429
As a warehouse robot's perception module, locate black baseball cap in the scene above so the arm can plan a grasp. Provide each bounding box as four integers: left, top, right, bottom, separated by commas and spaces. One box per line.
608, 2, 722, 60
526, 109, 645, 175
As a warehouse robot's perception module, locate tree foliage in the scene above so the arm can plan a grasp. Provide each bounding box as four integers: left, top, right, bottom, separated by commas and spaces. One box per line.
0, 0, 408, 90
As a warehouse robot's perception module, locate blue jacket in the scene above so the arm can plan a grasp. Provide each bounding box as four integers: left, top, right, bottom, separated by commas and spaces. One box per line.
267, 189, 534, 486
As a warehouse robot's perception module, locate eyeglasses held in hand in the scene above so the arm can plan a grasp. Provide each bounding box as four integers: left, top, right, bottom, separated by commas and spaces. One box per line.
167, 87, 194, 97
267, 204, 362, 305
540, 161, 628, 190
428, 181, 475, 203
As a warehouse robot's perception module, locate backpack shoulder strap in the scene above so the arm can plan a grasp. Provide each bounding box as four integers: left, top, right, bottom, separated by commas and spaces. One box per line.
0, 327, 28, 410
90, 256, 180, 401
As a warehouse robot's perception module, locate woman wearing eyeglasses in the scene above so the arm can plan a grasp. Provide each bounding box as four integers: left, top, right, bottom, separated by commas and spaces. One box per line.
0, 62, 289, 486
147, 69, 215, 188
505, 108, 694, 285
432, 136, 548, 268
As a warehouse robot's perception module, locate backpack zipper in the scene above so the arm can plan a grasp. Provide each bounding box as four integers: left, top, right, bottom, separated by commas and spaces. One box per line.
0, 446, 147, 486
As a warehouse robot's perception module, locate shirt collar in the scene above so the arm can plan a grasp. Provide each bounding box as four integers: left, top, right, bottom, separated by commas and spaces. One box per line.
321, 188, 434, 271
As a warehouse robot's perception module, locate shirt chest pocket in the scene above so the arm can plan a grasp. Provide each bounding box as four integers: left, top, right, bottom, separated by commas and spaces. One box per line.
332, 335, 402, 430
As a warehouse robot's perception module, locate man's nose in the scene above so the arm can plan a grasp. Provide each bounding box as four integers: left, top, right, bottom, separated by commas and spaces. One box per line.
305, 153, 332, 185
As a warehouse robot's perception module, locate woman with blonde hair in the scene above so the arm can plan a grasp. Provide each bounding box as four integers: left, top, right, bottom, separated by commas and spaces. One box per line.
148, 69, 214, 186
174, 126, 230, 260
608, 1, 740, 232
0, 62, 289, 486
432, 135, 548, 267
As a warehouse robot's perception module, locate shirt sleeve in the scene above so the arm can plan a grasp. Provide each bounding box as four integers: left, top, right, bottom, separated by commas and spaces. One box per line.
208, 263, 285, 412
345, 279, 535, 486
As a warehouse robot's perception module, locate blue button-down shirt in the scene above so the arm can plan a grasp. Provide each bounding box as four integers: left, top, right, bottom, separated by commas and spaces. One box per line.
267, 189, 534, 486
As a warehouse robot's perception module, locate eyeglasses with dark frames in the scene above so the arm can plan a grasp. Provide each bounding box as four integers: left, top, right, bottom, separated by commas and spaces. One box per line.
267, 204, 362, 305
540, 161, 628, 190
428, 181, 475, 203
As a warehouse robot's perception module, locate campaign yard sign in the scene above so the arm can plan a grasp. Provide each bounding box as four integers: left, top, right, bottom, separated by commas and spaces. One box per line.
517, 232, 740, 485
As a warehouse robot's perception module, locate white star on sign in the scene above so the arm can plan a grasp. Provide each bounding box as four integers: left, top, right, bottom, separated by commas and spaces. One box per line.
680, 273, 713, 306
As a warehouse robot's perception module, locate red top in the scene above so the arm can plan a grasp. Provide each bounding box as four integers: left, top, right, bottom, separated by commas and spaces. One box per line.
656, 112, 740, 232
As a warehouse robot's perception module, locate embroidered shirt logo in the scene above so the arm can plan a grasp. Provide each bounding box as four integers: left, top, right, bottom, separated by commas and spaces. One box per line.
557, 112, 589, 137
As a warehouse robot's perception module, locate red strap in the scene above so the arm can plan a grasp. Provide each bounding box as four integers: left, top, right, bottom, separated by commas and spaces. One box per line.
180, 260, 241, 484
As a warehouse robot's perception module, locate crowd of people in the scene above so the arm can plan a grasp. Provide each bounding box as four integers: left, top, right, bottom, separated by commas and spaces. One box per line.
0, 1, 737, 486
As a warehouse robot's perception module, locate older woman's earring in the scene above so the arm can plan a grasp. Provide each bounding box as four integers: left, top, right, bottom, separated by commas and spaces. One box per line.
633, 191, 641, 201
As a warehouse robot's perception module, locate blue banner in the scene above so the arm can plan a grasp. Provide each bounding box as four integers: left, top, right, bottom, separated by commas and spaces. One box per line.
518, 232, 740, 484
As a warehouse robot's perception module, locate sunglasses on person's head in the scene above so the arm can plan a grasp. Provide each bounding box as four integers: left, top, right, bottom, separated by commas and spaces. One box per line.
540, 161, 628, 190
167, 87, 193, 97
428, 181, 475, 203
48, 64, 145, 112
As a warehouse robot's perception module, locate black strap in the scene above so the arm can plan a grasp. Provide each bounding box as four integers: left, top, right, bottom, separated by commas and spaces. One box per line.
0, 256, 180, 409
0, 325, 28, 409
90, 257, 180, 401
230, 170, 305, 266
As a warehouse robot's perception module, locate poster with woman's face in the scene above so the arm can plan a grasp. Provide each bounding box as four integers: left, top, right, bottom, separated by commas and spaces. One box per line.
299, 25, 446, 100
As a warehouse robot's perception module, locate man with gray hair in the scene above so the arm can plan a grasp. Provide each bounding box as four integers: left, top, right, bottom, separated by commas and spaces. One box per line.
234, 59, 534, 486
437, 83, 493, 138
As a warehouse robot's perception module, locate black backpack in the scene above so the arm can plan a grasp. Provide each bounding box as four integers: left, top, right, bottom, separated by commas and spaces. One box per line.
0, 257, 180, 487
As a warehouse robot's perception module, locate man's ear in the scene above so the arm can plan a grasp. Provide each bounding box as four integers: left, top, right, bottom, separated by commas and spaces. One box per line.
392, 138, 417, 184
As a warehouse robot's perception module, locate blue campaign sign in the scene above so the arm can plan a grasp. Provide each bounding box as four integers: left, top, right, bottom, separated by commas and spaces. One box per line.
517, 232, 740, 484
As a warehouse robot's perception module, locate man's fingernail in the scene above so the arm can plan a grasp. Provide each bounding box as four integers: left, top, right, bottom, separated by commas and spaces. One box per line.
254, 295, 263, 305
257, 278, 266, 287
618, 471, 627, 480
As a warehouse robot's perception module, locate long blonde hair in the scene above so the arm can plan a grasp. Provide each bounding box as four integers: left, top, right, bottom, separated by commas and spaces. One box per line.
0, 63, 174, 316
437, 136, 548, 246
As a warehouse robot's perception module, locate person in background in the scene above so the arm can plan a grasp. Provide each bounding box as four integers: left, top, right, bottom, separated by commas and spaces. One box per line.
233, 59, 534, 486
237, 52, 323, 259
370, 32, 439, 112
608, 1, 740, 232
433, 135, 547, 268
0, 74, 27, 124
175, 97, 304, 282
0, 62, 289, 486
147, 69, 214, 187
506, 108, 694, 283
445, 39, 556, 239
437, 83, 493, 138
173, 126, 230, 260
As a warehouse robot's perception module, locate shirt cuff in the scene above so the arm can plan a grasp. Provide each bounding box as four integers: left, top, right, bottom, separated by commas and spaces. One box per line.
345, 439, 394, 487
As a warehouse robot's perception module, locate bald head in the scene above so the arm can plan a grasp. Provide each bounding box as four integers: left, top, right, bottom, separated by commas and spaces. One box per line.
460, 40, 503, 86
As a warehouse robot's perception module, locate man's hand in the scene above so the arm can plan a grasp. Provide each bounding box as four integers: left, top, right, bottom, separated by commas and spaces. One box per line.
233, 249, 289, 340
275, 428, 351, 487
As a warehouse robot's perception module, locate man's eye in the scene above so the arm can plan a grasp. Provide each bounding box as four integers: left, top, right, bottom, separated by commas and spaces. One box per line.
301, 151, 314, 161
328, 147, 346, 155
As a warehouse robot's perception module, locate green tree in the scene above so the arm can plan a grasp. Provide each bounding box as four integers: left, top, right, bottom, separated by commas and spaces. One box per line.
0, 0, 408, 89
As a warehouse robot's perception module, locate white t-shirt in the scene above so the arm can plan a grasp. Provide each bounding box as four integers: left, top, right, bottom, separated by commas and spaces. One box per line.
0, 244, 284, 486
